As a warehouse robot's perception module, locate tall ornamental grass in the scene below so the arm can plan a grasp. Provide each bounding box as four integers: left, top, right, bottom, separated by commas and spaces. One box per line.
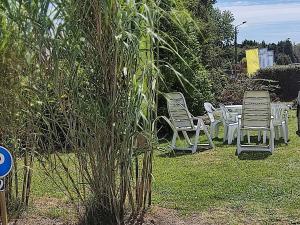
2, 0, 187, 224
0, 12, 35, 213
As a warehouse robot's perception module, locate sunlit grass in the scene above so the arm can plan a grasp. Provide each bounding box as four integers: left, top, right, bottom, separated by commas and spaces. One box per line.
152, 110, 300, 223
30, 110, 300, 223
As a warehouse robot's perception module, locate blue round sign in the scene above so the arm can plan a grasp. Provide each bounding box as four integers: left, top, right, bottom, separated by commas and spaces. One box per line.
0, 146, 13, 178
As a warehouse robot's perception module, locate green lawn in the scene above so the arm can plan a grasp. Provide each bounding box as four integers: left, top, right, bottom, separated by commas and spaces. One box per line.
29, 110, 300, 224
151, 110, 300, 223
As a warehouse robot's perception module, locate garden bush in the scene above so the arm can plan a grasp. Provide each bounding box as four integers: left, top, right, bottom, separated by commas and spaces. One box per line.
255, 65, 300, 101
219, 74, 267, 105
158, 6, 214, 116
208, 68, 229, 104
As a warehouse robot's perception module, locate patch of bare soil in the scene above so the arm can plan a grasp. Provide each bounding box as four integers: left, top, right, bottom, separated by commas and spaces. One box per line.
9, 216, 66, 225
7, 199, 297, 225
9, 197, 77, 225
10, 201, 209, 225
128, 206, 224, 225
137, 206, 213, 225
138, 206, 295, 225
204, 207, 297, 225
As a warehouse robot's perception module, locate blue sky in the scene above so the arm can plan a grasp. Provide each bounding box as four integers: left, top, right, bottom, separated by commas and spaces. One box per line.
216, 0, 300, 44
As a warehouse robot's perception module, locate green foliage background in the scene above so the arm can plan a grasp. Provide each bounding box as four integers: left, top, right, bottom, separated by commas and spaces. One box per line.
255, 65, 300, 101
239, 39, 300, 65
158, 0, 234, 115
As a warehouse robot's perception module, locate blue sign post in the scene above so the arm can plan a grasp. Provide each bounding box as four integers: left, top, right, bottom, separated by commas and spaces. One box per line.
0, 146, 13, 178
0, 146, 13, 225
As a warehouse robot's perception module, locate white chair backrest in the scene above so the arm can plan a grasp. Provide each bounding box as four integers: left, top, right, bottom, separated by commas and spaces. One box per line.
271, 103, 287, 122
242, 91, 271, 128
219, 103, 233, 124
165, 92, 194, 129
204, 102, 216, 122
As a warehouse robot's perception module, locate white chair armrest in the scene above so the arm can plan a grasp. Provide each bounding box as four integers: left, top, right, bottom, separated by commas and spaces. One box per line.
153, 116, 177, 132
192, 116, 203, 120
237, 115, 242, 125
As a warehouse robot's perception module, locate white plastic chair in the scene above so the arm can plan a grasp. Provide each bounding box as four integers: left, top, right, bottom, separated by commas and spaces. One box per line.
219, 103, 238, 144
237, 91, 274, 155
271, 103, 288, 143
165, 92, 214, 153
204, 102, 222, 139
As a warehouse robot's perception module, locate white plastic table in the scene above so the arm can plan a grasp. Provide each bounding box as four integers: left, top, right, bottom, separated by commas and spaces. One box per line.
224, 103, 290, 143
225, 103, 290, 116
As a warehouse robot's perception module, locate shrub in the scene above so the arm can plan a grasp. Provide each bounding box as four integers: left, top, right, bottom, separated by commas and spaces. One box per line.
277, 53, 292, 65
219, 74, 267, 105
159, 66, 214, 116
158, 6, 214, 116
208, 68, 229, 104
185, 68, 215, 115
255, 65, 300, 101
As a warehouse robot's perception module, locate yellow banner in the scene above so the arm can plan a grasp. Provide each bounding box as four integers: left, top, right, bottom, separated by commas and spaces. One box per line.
246, 48, 259, 76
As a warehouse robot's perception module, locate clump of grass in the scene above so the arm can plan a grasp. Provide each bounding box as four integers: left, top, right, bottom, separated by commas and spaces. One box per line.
1, 0, 188, 224
2, 0, 195, 222
0, 12, 36, 213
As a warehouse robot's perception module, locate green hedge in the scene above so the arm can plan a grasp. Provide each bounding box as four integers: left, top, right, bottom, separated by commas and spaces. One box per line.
255, 65, 300, 101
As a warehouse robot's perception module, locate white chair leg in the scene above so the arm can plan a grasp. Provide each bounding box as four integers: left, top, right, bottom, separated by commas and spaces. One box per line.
281, 123, 288, 144
278, 126, 282, 139
215, 123, 221, 138
258, 131, 261, 142
275, 127, 279, 141
263, 131, 267, 144
270, 128, 275, 152
203, 124, 215, 149
237, 121, 242, 155
171, 131, 178, 150
183, 131, 192, 146
210, 124, 215, 139
284, 120, 288, 142
247, 131, 251, 144
270, 119, 275, 152
228, 126, 235, 145
286, 125, 289, 141
241, 130, 244, 142
223, 125, 228, 142
192, 127, 201, 153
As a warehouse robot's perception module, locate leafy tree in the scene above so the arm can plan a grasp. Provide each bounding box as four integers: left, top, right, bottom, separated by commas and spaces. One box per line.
159, 1, 213, 115
241, 40, 260, 48
186, 0, 235, 69
277, 53, 292, 65
294, 44, 300, 62
277, 39, 297, 63
158, 0, 234, 116
240, 39, 299, 64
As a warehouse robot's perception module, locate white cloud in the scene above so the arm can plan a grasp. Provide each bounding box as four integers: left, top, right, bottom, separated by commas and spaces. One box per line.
220, 3, 300, 26
218, 1, 257, 7
216, 1, 300, 42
